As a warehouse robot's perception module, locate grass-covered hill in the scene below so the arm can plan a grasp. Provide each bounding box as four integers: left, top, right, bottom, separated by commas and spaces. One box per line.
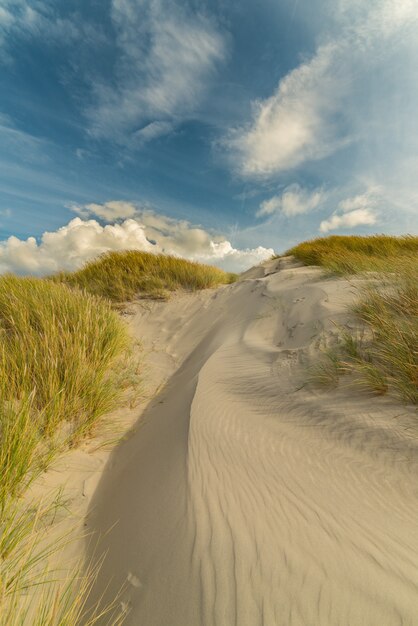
285, 234, 418, 274
54, 250, 237, 302
284, 235, 417, 404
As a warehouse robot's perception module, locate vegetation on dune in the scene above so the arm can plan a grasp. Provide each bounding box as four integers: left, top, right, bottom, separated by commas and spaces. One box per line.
0, 495, 124, 625
0, 275, 129, 506
0, 252, 234, 622
285, 234, 418, 275
292, 236, 418, 404
0, 276, 130, 623
351, 269, 417, 403
0, 252, 232, 508
54, 250, 237, 302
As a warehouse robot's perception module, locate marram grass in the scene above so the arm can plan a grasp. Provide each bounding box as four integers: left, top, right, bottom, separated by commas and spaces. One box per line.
0, 251, 236, 623
285, 234, 418, 275
0, 275, 129, 508
54, 250, 237, 302
0, 276, 130, 623
296, 236, 418, 404
0, 495, 125, 625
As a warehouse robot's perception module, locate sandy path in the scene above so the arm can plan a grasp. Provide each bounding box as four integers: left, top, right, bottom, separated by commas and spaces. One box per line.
85, 259, 418, 625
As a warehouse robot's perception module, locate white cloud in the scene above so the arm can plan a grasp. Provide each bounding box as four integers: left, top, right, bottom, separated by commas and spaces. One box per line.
333, 0, 418, 41
0, 208, 274, 275
0, 1, 103, 54
258, 184, 324, 217
133, 121, 174, 145
227, 44, 345, 177
130, 210, 274, 270
319, 208, 377, 233
0, 1, 106, 75
338, 190, 378, 213
0, 218, 154, 275
226, 0, 418, 178
319, 188, 379, 232
72, 200, 139, 221
88, 0, 226, 143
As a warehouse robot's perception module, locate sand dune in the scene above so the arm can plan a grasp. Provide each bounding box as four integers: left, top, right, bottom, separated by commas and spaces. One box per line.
85, 258, 418, 625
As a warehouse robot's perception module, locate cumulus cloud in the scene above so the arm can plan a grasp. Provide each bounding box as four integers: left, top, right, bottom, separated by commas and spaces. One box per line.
87, 0, 226, 143
226, 0, 418, 178
0, 218, 153, 275
0, 208, 274, 275
319, 190, 379, 232
258, 184, 324, 217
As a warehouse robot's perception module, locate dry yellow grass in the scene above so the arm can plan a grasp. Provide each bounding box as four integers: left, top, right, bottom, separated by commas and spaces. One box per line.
54, 250, 236, 302
0, 275, 129, 508
285, 234, 418, 274
0, 276, 131, 624
0, 495, 124, 625
0, 251, 236, 623
293, 236, 418, 404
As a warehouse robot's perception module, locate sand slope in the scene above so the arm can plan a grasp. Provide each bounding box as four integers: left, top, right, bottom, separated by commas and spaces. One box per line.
86, 258, 418, 625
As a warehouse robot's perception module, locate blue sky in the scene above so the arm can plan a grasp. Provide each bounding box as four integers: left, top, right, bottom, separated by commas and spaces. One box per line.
0, 0, 417, 273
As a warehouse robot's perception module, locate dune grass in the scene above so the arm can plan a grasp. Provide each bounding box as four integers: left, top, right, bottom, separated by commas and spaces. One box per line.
0, 495, 125, 625
0, 275, 131, 622
285, 234, 418, 275
350, 268, 417, 403
54, 250, 237, 302
293, 236, 417, 404
0, 251, 235, 622
0, 275, 130, 506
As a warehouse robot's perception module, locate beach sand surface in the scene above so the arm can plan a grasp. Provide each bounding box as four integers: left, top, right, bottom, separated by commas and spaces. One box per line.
82, 257, 418, 625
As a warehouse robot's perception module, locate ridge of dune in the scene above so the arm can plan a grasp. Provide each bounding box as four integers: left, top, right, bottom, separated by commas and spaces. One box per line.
85, 258, 418, 625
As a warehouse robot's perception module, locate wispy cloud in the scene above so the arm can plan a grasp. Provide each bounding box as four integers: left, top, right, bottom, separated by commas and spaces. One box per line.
87, 0, 227, 144
225, 0, 418, 179
319, 208, 377, 233
319, 189, 379, 233
0, 6, 13, 28
71, 200, 140, 221
0, 1, 104, 60
0, 113, 49, 162
258, 184, 324, 217
226, 43, 346, 177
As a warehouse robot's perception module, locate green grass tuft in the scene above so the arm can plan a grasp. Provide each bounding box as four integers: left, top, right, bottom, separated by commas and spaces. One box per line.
53, 250, 237, 302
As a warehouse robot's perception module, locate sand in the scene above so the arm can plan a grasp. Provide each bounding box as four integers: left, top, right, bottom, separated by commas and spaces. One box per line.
77, 257, 418, 625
